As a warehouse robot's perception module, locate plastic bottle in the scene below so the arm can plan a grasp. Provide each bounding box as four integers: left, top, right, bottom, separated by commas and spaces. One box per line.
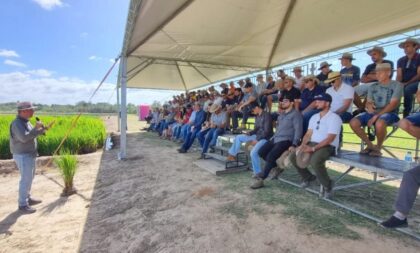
404, 151, 412, 171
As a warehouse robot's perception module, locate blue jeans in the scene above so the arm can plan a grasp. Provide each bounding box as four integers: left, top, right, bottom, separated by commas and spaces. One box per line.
228, 134, 266, 174
159, 120, 175, 135
228, 134, 257, 156
302, 109, 321, 134
404, 81, 419, 115
13, 154, 36, 207
179, 124, 191, 140
181, 127, 201, 151
198, 128, 224, 154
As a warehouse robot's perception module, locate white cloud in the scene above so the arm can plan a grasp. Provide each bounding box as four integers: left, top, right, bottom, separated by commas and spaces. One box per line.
88, 55, 100, 61
0, 71, 179, 105
27, 69, 53, 77
32, 0, 64, 10
0, 49, 19, 58
4, 59, 27, 67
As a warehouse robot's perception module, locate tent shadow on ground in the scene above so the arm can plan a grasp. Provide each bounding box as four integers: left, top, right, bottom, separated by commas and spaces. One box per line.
78, 132, 151, 252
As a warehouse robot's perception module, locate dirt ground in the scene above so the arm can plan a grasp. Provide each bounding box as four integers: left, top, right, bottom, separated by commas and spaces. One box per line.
1, 115, 420, 253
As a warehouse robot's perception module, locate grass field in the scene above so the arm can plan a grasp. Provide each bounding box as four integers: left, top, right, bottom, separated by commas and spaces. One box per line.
0, 115, 106, 159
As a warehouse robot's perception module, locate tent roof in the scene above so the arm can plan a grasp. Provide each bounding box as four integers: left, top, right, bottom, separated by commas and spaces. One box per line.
122, 0, 420, 91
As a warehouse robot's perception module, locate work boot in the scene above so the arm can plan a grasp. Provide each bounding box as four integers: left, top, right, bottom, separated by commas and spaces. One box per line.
380, 216, 408, 228
28, 197, 42, 206
18, 205, 36, 214
250, 178, 264, 189
270, 167, 284, 180
300, 175, 317, 188
227, 155, 236, 161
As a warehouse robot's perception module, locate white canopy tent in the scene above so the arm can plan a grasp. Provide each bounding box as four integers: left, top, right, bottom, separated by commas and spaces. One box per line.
118, 0, 420, 159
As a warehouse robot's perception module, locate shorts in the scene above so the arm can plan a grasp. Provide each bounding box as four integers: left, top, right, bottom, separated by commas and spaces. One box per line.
405, 112, 420, 126
355, 112, 400, 127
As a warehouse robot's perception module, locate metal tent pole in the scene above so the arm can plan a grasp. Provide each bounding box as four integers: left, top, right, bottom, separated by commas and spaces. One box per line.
118, 56, 128, 160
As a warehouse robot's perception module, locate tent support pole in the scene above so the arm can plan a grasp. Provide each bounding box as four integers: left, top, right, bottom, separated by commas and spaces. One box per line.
119, 56, 128, 160
117, 83, 120, 132
187, 62, 212, 83
265, 0, 296, 69
127, 57, 148, 75
127, 59, 154, 82
133, 55, 258, 70
175, 61, 188, 92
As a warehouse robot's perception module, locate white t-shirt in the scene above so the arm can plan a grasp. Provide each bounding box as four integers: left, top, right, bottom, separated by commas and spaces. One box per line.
294, 76, 304, 90
326, 84, 354, 113
308, 111, 342, 150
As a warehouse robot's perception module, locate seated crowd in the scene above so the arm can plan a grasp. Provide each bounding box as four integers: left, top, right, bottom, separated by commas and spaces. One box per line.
147, 38, 420, 229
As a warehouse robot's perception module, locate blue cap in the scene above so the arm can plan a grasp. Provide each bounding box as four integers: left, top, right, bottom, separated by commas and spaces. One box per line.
313, 93, 332, 103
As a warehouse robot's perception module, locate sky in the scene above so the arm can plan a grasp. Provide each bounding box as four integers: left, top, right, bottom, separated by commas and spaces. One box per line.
0, 0, 178, 105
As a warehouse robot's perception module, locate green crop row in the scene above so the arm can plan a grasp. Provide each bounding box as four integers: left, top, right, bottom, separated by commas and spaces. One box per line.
0, 115, 106, 159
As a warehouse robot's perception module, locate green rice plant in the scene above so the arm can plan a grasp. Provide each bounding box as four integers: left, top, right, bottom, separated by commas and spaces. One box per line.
54, 150, 78, 196
0, 115, 106, 159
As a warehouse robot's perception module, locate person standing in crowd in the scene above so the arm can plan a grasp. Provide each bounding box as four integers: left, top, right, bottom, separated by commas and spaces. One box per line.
292, 66, 304, 90
316, 61, 333, 87
396, 38, 420, 118
10, 102, 48, 213
339, 52, 361, 87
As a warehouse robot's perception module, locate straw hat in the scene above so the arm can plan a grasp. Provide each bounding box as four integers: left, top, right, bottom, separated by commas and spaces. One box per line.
367, 46, 387, 57
318, 61, 331, 70
339, 52, 355, 61
209, 103, 222, 113
324, 71, 341, 84
276, 150, 291, 169
398, 37, 419, 49
303, 75, 320, 85
375, 63, 392, 71
296, 148, 312, 169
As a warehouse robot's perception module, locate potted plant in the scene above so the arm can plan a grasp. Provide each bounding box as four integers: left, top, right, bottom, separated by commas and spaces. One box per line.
54, 151, 78, 196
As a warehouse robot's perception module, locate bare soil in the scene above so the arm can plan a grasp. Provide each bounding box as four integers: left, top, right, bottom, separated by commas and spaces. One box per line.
1, 115, 419, 253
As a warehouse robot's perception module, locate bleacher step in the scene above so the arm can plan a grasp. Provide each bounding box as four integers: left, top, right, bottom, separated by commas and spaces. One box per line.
194, 158, 248, 176
213, 145, 244, 154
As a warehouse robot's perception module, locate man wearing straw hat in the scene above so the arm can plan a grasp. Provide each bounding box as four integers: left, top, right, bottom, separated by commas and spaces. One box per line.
396, 38, 420, 118
10, 102, 47, 213
316, 61, 333, 86
198, 103, 227, 158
